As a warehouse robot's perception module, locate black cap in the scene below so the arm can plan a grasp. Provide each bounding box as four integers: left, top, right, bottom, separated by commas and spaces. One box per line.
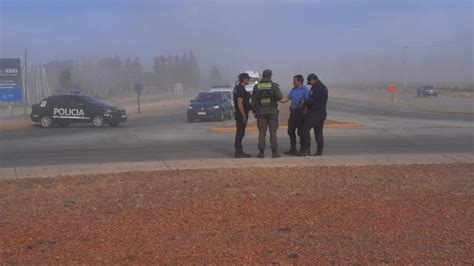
262, 69, 273, 77
238, 73, 251, 80
307, 73, 318, 84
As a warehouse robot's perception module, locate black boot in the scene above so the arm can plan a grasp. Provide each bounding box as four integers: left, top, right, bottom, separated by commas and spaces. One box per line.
284, 146, 297, 155
234, 148, 251, 158
314, 150, 323, 156
272, 149, 281, 158
241, 151, 251, 158
296, 149, 310, 157
256, 149, 265, 158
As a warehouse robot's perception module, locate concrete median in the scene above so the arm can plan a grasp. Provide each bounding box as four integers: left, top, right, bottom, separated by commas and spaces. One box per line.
1, 153, 471, 180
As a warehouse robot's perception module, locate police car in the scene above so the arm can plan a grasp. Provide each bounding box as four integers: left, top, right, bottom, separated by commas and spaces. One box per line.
31, 94, 127, 128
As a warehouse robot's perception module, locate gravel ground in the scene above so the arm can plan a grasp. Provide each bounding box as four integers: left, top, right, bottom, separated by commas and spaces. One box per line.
0, 163, 473, 264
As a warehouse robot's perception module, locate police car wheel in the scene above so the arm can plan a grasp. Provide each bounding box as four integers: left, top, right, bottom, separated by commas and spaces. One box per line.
92, 114, 105, 127
187, 115, 194, 122
40, 115, 53, 128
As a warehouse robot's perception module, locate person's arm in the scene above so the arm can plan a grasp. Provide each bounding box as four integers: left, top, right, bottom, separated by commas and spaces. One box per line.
251, 85, 258, 114
279, 95, 290, 103
273, 83, 283, 101
280, 88, 294, 103
304, 88, 315, 106
304, 87, 310, 100
237, 97, 247, 122
311, 85, 328, 109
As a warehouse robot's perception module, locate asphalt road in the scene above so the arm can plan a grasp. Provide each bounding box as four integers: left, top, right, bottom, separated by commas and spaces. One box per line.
0, 98, 472, 167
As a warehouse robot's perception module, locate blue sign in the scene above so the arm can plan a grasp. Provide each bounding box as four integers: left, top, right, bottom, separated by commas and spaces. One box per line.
0, 58, 23, 102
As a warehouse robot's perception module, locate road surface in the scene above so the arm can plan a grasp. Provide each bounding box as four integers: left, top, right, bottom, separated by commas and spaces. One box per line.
0, 98, 472, 167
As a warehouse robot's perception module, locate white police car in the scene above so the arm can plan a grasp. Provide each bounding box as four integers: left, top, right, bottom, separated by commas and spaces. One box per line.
31, 94, 127, 128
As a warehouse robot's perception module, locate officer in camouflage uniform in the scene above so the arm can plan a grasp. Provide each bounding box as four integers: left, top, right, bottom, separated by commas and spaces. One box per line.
252, 69, 283, 158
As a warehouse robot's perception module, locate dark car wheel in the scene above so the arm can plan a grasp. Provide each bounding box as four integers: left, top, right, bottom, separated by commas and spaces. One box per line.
92, 114, 105, 127
40, 115, 53, 128
108, 122, 120, 127
187, 115, 194, 122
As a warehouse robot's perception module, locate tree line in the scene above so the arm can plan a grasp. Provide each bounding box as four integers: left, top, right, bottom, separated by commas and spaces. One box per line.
35, 50, 225, 98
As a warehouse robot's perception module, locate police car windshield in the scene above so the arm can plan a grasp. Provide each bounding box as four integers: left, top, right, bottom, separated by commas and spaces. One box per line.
82, 96, 106, 105
196, 93, 222, 102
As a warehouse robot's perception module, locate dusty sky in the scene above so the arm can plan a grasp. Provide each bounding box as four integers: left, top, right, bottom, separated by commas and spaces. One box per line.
1, 0, 472, 84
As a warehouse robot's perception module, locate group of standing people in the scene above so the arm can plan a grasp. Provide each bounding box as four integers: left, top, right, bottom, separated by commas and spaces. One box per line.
233, 69, 328, 158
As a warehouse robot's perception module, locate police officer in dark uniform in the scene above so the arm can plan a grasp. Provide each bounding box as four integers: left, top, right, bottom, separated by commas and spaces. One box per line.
252, 69, 283, 158
233, 73, 252, 158
298, 73, 328, 156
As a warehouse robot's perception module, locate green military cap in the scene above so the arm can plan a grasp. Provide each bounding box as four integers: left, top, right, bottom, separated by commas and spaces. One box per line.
262, 69, 272, 77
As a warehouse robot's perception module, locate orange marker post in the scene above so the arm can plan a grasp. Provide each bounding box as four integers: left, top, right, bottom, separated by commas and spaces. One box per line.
387, 84, 397, 103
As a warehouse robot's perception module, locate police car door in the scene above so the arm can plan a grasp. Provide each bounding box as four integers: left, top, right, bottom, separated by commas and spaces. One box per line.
51, 95, 73, 122
69, 96, 90, 122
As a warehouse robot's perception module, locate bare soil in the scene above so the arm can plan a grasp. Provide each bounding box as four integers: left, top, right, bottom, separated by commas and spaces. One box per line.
0, 163, 473, 264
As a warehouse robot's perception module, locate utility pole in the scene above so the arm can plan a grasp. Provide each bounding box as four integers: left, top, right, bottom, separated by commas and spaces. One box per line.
24, 49, 28, 115
403, 46, 408, 90
134, 83, 143, 115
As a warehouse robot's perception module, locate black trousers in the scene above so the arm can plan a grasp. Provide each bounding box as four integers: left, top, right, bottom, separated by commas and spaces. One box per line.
301, 113, 326, 153
287, 108, 305, 149
234, 115, 247, 152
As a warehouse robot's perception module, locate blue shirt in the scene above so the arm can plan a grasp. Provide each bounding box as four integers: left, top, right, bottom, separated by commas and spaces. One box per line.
288, 85, 309, 110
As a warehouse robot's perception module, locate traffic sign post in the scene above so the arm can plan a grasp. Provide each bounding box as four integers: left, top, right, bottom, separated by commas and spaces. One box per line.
387, 84, 397, 103
134, 83, 144, 114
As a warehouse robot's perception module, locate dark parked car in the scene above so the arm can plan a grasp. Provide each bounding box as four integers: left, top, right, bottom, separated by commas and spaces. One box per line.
31, 94, 127, 128
187, 92, 233, 122
417, 85, 438, 97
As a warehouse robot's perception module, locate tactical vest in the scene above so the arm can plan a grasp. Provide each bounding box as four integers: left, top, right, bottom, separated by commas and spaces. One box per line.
257, 82, 274, 107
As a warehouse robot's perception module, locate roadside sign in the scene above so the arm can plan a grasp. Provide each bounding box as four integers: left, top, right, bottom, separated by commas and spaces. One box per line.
387, 84, 397, 103
0, 58, 23, 102
387, 84, 397, 94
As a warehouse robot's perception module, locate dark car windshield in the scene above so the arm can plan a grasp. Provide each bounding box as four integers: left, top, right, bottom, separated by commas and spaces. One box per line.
82, 96, 107, 105
195, 93, 222, 102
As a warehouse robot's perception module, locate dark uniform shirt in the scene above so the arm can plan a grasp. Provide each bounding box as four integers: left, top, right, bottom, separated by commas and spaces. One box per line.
304, 80, 328, 117
233, 84, 251, 118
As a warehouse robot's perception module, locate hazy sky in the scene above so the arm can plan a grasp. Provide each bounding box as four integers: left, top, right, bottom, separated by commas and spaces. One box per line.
0, 0, 472, 83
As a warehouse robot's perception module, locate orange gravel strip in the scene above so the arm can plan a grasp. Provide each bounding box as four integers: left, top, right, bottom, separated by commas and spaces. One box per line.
0, 163, 472, 264
0, 123, 32, 131
210, 119, 361, 132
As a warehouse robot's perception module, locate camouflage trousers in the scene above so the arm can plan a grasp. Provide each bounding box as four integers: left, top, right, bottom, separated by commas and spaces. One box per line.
256, 113, 279, 151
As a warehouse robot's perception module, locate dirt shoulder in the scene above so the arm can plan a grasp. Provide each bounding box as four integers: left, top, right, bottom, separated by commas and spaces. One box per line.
1, 163, 473, 264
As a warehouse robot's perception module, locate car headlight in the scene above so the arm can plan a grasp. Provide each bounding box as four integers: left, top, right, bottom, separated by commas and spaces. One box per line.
213, 106, 220, 109
104, 108, 113, 113
188, 106, 193, 109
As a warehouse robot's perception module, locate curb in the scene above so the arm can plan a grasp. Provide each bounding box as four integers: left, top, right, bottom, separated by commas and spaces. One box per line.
1, 153, 472, 180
